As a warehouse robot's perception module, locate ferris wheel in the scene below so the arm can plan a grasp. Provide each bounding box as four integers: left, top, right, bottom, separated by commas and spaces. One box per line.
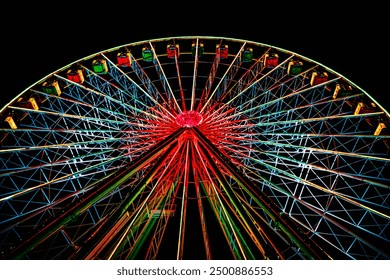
0, 36, 389, 260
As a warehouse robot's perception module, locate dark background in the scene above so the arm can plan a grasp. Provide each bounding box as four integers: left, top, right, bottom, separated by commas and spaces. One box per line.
2, 4, 389, 112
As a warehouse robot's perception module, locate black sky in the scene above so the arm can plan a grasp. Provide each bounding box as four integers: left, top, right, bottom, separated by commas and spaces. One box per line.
2, 5, 389, 112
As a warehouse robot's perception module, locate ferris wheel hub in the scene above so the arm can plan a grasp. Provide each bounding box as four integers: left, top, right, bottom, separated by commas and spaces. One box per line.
176, 110, 203, 127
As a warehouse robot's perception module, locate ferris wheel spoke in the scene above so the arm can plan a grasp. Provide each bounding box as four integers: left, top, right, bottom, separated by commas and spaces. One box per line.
246, 93, 365, 125
83, 58, 177, 121
101, 53, 166, 106
214, 46, 271, 106
199, 42, 247, 113
101, 52, 163, 103
191, 163, 213, 259
174, 140, 193, 259
225, 62, 319, 109
226, 79, 339, 122
77, 66, 158, 115
33, 89, 143, 124
173, 51, 187, 111
147, 42, 183, 113
7, 105, 131, 131
54, 74, 162, 120
204, 56, 291, 118
248, 112, 385, 137
189, 38, 201, 111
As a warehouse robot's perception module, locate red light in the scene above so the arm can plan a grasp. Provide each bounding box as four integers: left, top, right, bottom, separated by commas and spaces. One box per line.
176, 111, 203, 127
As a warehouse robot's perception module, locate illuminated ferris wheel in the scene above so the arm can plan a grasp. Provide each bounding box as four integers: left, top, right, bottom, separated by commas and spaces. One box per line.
0, 36, 389, 260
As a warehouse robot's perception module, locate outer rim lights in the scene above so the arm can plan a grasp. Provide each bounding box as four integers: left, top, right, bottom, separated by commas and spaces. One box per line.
176, 110, 203, 127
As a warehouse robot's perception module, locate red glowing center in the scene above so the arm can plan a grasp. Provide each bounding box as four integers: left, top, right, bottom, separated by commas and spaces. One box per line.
176, 110, 203, 127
